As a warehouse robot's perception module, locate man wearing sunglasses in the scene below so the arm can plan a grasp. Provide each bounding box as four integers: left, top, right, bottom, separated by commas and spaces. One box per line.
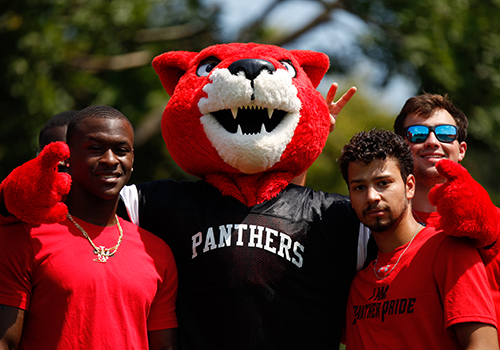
394, 93, 468, 217
394, 92, 500, 343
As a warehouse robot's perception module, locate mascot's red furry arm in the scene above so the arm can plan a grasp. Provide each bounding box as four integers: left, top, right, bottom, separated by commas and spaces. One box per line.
429, 159, 500, 264
0, 142, 71, 225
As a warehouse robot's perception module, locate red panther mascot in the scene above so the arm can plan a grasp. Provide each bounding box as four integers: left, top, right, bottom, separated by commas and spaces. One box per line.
1, 43, 498, 350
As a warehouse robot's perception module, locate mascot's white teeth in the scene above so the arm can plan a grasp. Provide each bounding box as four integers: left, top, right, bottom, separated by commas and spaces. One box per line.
198, 67, 301, 173
231, 106, 274, 119
198, 68, 301, 136
235, 123, 268, 136
211, 107, 286, 135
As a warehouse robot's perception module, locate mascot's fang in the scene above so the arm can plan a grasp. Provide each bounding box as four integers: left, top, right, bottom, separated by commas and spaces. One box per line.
212, 105, 285, 135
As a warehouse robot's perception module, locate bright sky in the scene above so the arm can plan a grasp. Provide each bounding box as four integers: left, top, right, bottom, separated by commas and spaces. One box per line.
202, 0, 416, 113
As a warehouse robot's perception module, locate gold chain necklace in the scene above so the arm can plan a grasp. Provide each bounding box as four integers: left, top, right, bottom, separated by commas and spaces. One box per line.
373, 225, 422, 280
67, 212, 123, 263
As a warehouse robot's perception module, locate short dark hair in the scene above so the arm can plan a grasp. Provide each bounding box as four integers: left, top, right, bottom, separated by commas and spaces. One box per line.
338, 129, 414, 185
38, 110, 78, 146
394, 93, 468, 143
66, 105, 133, 146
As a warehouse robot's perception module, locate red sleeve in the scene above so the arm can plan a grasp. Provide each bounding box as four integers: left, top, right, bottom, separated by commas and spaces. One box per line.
147, 243, 178, 331
434, 236, 497, 331
485, 254, 500, 333
0, 224, 33, 310
486, 255, 500, 293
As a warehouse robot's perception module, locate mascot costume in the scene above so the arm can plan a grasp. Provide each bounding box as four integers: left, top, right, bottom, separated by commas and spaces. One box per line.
1, 43, 499, 350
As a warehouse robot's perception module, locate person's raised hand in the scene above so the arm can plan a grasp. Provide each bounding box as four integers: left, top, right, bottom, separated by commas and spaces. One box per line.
326, 83, 357, 133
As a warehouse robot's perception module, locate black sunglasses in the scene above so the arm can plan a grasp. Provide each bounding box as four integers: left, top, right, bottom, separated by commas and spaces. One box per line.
404, 124, 458, 143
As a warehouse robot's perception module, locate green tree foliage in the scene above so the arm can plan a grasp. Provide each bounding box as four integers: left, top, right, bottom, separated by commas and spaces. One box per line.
0, 0, 218, 182
0, 0, 395, 193
341, 0, 500, 203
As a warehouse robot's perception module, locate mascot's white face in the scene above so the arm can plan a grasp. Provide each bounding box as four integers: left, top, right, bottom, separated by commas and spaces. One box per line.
152, 43, 331, 189
198, 67, 301, 174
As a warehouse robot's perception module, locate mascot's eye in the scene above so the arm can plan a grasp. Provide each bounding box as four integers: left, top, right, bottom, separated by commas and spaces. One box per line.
280, 60, 297, 77
196, 57, 221, 77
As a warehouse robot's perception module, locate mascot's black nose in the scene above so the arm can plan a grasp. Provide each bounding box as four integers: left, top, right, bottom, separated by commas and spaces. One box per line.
228, 59, 276, 81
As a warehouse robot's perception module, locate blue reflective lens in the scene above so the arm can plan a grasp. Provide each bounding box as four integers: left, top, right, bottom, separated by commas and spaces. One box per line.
404, 124, 458, 143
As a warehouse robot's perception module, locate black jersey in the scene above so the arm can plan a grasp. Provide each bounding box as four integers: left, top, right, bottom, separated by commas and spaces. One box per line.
120, 180, 364, 350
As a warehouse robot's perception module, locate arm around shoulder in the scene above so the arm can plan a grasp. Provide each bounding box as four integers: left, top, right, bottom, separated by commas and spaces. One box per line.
0, 304, 24, 350
429, 160, 500, 264
454, 322, 498, 350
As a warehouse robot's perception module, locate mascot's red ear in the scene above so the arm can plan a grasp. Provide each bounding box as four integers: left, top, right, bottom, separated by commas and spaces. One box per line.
290, 50, 329, 88
152, 51, 198, 96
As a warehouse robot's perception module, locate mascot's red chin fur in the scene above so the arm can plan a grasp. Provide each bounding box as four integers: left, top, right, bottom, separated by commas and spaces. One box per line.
0, 42, 498, 262
152, 43, 330, 206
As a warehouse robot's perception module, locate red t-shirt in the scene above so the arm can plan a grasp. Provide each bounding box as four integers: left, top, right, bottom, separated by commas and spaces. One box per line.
0, 217, 178, 350
345, 226, 496, 349
414, 208, 500, 344
485, 252, 500, 342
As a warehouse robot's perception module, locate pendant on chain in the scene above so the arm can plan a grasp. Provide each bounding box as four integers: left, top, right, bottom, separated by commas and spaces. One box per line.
93, 246, 115, 263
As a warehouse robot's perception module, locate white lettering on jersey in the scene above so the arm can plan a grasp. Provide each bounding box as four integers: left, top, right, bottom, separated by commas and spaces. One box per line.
277, 233, 292, 260
218, 224, 233, 248
292, 241, 304, 268
191, 224, 305, 268
235, 224, 247, 246
248, 225, 264, 248
264, 228, 278, 253
192, 232, 202, 258
203, 227, 217, 252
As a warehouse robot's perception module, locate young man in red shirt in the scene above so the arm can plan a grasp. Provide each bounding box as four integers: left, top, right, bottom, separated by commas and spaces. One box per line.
0, 105, 178, 350
394, 94, 500, 340
339, 129, 497, 349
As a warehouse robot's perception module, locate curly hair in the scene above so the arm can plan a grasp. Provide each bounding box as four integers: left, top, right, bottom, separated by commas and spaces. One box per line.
66, 105, 133, 146
393, 93, 468, 143
338, 129, 414, 185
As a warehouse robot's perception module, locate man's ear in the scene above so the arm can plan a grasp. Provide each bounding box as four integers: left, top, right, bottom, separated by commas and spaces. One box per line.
406, 174, 416, 200
458, 141, 467, 162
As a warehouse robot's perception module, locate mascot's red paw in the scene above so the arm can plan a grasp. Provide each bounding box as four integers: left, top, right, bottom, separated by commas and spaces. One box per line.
0, 142, 71, 225
429, 159, 500, 263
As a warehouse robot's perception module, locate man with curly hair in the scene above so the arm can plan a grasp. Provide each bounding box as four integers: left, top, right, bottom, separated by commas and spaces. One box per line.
338, 129, 497, 349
